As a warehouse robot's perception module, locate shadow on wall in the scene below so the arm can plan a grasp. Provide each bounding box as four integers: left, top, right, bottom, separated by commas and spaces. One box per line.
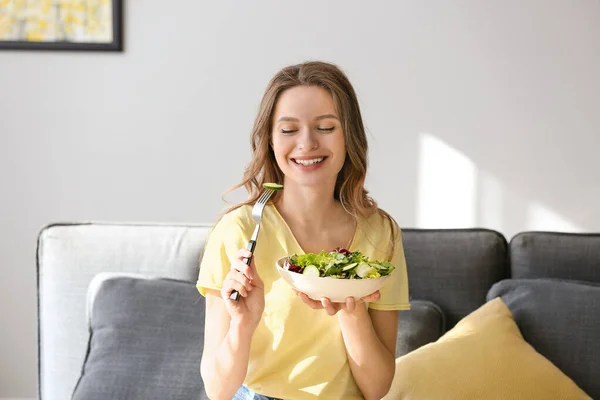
416, 133, 589, 239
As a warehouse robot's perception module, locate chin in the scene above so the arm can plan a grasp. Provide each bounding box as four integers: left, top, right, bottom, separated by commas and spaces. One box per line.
287, 175, 337, 189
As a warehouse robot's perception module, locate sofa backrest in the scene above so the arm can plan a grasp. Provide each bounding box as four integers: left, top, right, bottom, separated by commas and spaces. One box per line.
510, 232, 600, 282
36, 222, 212, 400
402, 228, 509, 327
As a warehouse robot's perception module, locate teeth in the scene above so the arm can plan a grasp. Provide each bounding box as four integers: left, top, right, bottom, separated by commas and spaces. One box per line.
295, 157, 324, 166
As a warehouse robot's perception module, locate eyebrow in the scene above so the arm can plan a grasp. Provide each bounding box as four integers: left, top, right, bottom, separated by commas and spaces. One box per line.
276, 114, 339, 123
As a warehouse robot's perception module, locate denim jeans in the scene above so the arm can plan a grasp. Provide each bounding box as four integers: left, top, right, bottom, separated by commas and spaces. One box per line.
233, 385, 281, 400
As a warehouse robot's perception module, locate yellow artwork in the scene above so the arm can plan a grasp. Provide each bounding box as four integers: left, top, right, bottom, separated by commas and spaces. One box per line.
0, 0, 122, 50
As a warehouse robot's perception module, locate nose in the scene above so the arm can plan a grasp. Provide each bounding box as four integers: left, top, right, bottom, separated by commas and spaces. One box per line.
297, 128, 319, 150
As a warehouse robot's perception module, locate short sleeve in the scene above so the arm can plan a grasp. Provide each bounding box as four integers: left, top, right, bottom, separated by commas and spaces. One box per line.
368, 227, 411, 311
196, 211, 250, 296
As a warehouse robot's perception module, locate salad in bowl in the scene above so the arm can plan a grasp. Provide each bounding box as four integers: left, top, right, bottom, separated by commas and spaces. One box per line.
276, 248, 395, 302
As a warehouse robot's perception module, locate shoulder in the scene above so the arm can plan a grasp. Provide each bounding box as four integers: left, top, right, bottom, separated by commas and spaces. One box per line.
211, 205, 255, 237
355, 209, 401, 261
219, 204, 253, 226
361, 208, 400, 237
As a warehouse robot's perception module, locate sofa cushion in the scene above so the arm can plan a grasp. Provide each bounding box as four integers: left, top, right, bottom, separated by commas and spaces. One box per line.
71, 273, 207, 400
402, 229, 509, 327
487, 278, 600, 399
510, 232, 600, 282
396, 300, 445, 357
383, 297, 591, 400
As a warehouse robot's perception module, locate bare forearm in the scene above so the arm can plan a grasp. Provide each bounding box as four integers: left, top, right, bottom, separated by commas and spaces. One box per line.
201, 321, 253, 400
337, 306, 395, 400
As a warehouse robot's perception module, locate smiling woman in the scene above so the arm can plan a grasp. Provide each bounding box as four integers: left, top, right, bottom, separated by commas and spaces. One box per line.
196, 61, 410, 400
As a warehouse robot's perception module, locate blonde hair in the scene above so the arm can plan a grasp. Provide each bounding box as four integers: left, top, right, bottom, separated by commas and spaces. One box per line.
220, 61, 399, 256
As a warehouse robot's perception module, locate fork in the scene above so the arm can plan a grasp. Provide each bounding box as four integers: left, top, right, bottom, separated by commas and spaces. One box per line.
229, 188, 275, 301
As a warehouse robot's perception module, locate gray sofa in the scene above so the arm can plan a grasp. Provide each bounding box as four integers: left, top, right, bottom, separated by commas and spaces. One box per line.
36, 223, 600, 400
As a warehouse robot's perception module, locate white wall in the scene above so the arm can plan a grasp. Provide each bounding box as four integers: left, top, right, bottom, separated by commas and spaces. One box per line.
1, 0, 599, 397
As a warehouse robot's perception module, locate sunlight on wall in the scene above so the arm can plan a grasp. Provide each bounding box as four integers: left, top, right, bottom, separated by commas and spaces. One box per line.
416, 133, 477, 228
415, 133, 581, 236
527, 201, 581, 232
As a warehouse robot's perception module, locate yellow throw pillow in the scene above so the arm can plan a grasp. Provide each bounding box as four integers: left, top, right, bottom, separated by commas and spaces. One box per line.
383, 297, 591, 400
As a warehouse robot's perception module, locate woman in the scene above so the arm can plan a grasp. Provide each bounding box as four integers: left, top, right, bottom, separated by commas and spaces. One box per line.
197, 61, 410, 400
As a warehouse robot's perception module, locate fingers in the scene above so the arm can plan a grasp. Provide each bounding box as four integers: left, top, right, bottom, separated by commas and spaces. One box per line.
235, 249, 264, 287
320, 297, 337, 316
294, 292, 348, 316
345, 296, 356, 312
234, 249, 255, 280
221, 249, 259, 301
360, 290, 381, 303
221, 278, 248, 300
228, 268, 253, 292
298, 292, 323, 310
295, 291, 374, 316
231, 259, 254, 283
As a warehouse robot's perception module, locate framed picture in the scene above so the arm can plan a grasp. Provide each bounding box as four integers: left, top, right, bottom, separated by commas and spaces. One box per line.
0, 0, 123, 51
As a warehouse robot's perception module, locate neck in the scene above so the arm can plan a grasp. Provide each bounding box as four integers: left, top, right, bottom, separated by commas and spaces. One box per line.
275, 182, 341, 230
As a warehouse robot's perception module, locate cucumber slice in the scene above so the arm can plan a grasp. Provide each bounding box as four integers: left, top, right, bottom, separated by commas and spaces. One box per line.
263, 182, 284, 191
342, 262, 358, 271
356, 262, 376, 278
302, 265, 320, 277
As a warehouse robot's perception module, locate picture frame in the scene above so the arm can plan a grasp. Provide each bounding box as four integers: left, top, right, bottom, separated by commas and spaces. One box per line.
0, 0, 123, 51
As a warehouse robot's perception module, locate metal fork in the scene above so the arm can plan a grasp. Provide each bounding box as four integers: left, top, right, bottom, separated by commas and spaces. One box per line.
229, 188, 275, 301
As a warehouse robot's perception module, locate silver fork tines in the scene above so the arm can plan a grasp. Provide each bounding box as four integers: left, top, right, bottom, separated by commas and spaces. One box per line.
229, 188, 275, 301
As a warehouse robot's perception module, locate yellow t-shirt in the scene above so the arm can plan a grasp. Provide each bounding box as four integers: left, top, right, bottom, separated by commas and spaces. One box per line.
197, 202, 410, 400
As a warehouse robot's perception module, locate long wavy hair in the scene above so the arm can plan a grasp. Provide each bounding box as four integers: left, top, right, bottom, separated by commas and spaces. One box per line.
220, 61, 399, 256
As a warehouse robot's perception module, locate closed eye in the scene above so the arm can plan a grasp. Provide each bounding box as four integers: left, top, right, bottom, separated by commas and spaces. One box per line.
281, 129, 298, 134
318, 127, 335, 132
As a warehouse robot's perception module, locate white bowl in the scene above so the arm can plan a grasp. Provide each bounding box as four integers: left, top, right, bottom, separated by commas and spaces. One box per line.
275, 256, 392, 303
